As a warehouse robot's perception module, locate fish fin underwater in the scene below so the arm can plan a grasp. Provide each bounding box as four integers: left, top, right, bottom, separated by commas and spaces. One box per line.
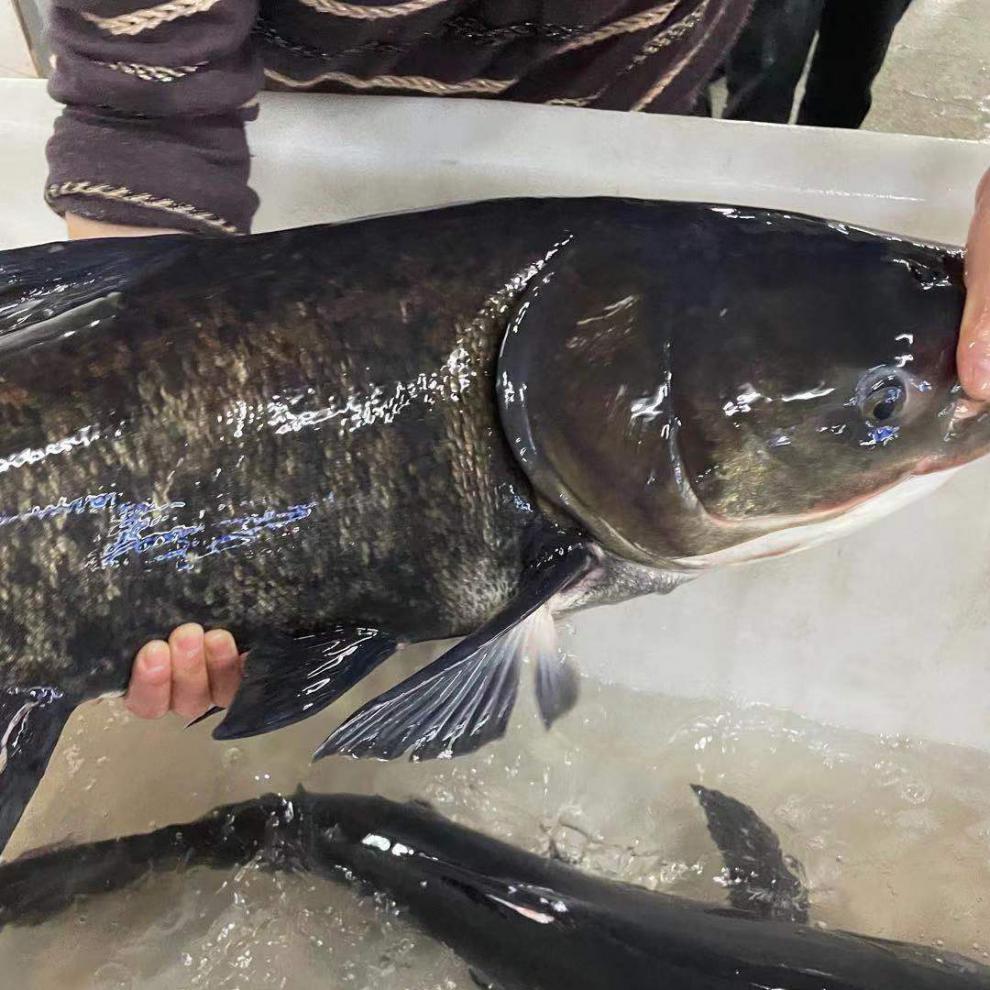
0, 687, 75, 856
314, 539, 595, 761
691, 784, 810, 923
0, 792, 295, 926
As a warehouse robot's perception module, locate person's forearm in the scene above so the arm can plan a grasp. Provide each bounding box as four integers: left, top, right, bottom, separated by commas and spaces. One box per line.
47, 0, 262, 235
66, 213, 183, 239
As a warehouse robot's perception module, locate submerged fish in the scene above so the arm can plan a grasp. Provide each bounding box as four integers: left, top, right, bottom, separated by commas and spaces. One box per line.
1, 785, 987, 989
0, 198, 987, 853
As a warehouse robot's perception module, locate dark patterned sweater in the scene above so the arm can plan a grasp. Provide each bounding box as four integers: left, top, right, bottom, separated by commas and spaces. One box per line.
46, 0, 752, 234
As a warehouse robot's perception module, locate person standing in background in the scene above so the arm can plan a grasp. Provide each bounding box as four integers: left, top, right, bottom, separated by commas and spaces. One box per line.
706, 0, 914, 126
796, 0, 914, 127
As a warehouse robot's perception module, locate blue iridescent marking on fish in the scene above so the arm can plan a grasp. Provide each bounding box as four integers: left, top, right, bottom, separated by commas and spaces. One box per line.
204, 505, 317, 557
100, 500, 204, 569
0, 491, 118, 528
0, 489, 318, 571
100, 500, 318, 570
863, 425, 900, 448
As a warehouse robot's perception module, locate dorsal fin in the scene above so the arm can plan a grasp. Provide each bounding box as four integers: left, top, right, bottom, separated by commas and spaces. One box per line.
692, 784, 809, 923
0, 235, 192, 347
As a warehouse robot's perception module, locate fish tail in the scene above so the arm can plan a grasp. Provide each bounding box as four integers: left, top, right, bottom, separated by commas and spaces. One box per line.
0, 792, 295, 927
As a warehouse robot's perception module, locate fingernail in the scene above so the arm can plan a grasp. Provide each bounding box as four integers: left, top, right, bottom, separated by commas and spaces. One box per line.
204, 630, 235, 659
174, 623, 204, 653
142, 641, 170, 675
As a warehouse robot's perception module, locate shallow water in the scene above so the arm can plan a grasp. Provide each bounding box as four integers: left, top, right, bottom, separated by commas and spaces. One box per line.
2, 641, 988, 989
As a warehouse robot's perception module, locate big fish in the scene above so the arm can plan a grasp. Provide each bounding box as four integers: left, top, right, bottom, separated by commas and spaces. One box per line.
0, 198, 986, 853
2, 786, 987, 989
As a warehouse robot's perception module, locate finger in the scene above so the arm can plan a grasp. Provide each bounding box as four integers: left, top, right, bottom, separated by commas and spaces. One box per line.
204, 629, 242, 709
168, 623, 211, 719
958, 170, 990, 400
125, 640, 172, 719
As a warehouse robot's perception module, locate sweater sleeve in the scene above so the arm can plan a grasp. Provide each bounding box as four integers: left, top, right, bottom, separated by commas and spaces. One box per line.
45, 0, 263, 235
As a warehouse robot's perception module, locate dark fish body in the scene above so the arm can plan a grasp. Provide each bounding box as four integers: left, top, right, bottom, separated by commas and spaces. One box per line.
1, 788, 987, 990
1, 197, 987, 851
0, 203, 558, 692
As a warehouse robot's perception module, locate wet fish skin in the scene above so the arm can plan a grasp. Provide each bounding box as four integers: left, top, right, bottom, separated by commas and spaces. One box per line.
1, 788, 987, 990
0, 207, 558, 695
1, 197, 987, 853
0, 199, 974, 699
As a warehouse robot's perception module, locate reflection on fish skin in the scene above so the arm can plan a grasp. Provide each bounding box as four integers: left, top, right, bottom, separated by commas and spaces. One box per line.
1, 788, 989, 990
1, 197, 988, 856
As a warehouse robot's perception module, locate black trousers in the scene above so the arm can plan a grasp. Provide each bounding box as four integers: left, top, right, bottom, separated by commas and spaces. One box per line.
705, 0, 914, 127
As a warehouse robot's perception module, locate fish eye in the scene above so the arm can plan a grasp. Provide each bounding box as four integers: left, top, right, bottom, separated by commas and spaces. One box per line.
857, 371, 908, 425
868, 383, 905, 422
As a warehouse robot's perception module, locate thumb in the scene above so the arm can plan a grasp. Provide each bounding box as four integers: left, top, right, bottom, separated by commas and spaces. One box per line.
958, 168, 990, 400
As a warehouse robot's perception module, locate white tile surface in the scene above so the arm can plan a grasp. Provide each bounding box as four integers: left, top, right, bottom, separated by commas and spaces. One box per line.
2, 81, 989, 751
868, 0, 990, 141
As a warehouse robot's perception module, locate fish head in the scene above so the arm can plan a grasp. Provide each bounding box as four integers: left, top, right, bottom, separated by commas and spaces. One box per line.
667, 235, 990, 566
498, 203, 990, 568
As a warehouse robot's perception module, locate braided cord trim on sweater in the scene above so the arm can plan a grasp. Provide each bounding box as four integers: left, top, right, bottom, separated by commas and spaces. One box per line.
263, 66, 514, 94
82, 0, 223, 37
98, 60, 205, 82
293, 0, 454, 19
47, 181, 241, 234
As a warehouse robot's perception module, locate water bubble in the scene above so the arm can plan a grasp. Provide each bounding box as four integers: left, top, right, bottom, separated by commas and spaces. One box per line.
900, 780, 933, 806
93, 963, 133, 989
222, 746, 244, 768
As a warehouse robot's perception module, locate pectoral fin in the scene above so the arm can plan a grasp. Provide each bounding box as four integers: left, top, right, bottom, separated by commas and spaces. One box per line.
530, 605, 580, 729
316, 540, 595, 762
692, 784, 809, 923
0, 687, 75, 857
213, 626, 398, 741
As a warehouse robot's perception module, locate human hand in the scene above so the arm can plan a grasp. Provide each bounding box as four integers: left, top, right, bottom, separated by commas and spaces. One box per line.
126, 625, 244, 720
66, 213, 184, 240
958, 168, 990, 400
